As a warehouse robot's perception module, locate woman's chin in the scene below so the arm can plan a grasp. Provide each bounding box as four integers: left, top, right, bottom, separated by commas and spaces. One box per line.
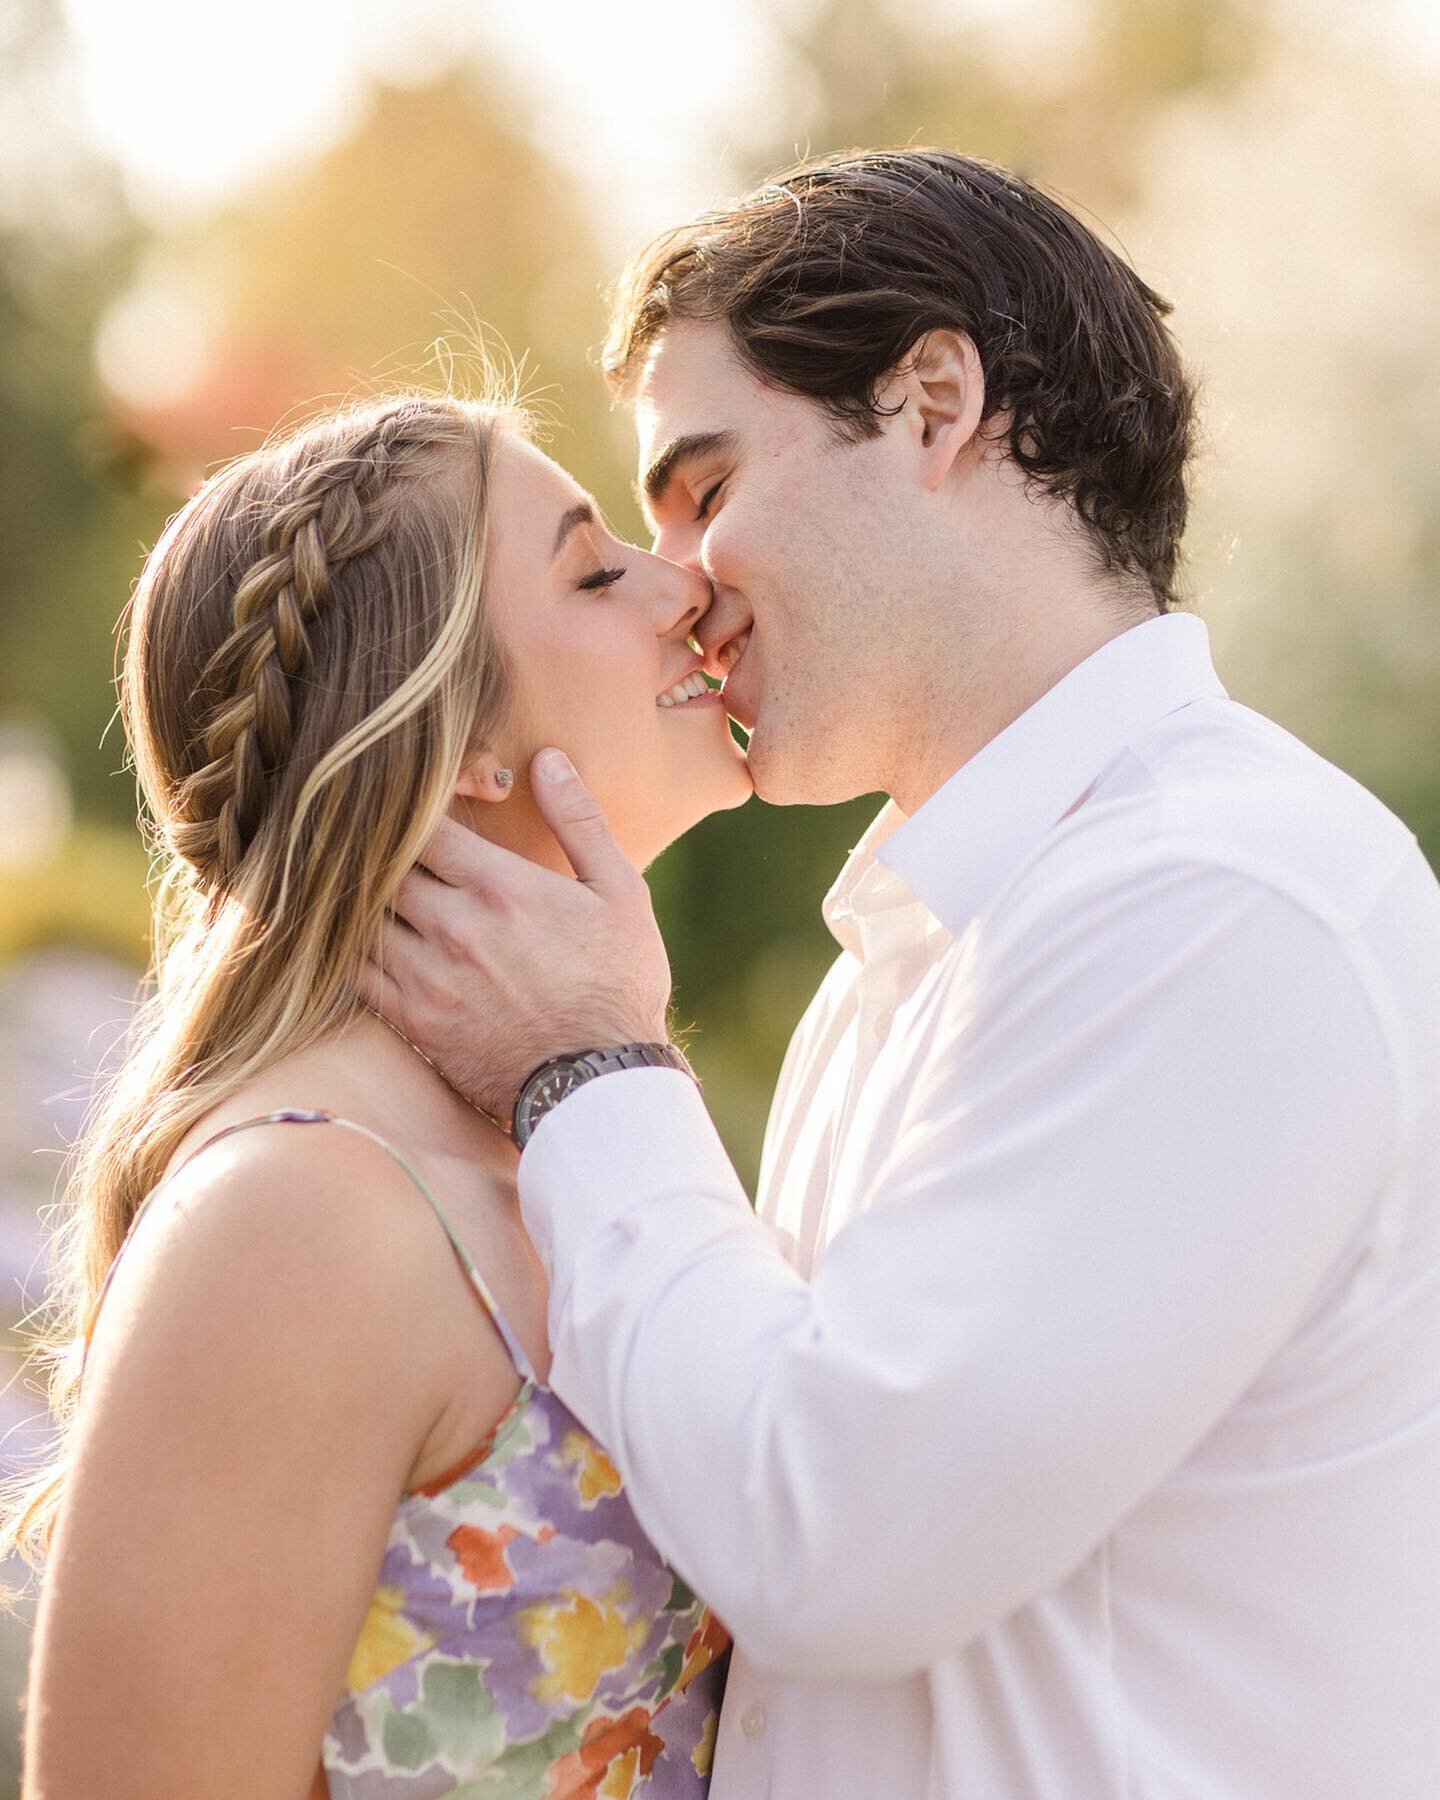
708, 751, 756, 817
630, 767, 755, 867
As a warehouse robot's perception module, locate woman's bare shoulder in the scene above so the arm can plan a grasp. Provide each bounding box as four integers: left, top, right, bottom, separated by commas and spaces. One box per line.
84, 1117, 484, 1459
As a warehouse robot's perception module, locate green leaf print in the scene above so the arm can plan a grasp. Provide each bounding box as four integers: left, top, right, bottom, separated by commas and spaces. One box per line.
379, 1659, 507, 1773
421, 1660, 508, 1765
446, 1715, 585, 1798
380, 1704, 437, 1771
649, 1640, 684, 1702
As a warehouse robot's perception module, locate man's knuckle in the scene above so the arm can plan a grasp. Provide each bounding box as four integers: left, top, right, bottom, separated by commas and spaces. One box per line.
485, 884, 518, 923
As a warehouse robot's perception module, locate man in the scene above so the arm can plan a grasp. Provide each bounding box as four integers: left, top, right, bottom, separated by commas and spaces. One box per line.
370, 150, 1440, 1797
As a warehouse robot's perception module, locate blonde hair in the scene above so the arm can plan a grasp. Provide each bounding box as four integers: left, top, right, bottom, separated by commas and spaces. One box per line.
3, 389, 521, 1576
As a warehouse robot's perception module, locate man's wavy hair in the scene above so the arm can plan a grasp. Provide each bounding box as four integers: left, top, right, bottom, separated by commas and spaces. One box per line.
604, 148, 1195, 612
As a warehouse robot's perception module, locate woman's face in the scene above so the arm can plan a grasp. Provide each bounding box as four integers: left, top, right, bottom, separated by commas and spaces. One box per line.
484, 436, 752, 867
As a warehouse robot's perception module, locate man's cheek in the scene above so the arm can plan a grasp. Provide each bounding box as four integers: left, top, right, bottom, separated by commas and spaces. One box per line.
703, 510, 759, 594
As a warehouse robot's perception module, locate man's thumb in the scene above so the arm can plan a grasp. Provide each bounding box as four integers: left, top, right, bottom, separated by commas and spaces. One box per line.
530, 749, 628, 890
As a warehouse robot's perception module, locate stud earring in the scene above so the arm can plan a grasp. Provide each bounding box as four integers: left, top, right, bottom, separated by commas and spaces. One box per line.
495, 768, 513, 790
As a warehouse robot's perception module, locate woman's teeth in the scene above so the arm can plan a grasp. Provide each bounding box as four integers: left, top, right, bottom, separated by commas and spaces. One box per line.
657, 670, 712, 708
720, 629, 751, 673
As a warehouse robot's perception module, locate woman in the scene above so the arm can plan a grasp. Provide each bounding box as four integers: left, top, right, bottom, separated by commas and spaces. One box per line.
10, 389, 749, 1797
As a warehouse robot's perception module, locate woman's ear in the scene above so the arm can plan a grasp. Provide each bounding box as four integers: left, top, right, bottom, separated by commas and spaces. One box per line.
893, 328, 987, 491
454, 749, 515, 805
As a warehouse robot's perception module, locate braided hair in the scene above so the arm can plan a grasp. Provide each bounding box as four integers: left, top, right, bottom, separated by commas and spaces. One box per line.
157, 403, 464, 893
3, 391, 522, 1577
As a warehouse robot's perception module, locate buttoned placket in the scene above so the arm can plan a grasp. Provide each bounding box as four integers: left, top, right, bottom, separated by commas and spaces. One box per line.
809, 861, 951, 1280
720, 864, 942, 1787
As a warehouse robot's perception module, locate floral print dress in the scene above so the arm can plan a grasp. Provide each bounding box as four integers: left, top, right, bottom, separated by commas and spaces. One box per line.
86, 1109, 729, 1798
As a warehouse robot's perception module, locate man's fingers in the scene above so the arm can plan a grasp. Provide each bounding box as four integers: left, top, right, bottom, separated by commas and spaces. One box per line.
415, 813, 518, 891
357, 936, 408, 1029
389, 866, 454, 935
530, 749, 633, 893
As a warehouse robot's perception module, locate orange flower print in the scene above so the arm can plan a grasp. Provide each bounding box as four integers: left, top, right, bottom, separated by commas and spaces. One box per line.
676, 1609, 731, 1695
560, 1428, 623, 1506
448, 1522, 520, 1593
545, 1708, 664, 1799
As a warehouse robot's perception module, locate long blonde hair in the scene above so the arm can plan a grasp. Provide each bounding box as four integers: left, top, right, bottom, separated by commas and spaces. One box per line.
3, 389, 520, 1574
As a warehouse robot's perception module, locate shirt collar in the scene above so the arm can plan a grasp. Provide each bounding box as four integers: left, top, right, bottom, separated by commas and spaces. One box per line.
823, 613, 1227, 950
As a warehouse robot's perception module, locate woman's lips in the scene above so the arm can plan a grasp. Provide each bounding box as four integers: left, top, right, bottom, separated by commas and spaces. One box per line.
659, 688, 726, 711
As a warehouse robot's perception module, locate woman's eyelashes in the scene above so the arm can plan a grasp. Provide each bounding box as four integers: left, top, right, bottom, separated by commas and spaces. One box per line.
577, 565, 626, 592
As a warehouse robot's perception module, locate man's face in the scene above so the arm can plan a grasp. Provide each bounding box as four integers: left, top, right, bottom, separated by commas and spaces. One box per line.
635, 321, 930, 806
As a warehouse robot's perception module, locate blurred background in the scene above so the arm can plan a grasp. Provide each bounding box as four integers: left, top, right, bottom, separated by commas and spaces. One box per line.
0, 0, 1437, 1778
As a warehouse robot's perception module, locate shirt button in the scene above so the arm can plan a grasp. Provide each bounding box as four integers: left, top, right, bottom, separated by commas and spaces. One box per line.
740, 1702, 768, 1739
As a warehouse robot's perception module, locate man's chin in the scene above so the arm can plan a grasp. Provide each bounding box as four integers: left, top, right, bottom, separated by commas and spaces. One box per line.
746, 726, 872, 809
744, 729, 810, 807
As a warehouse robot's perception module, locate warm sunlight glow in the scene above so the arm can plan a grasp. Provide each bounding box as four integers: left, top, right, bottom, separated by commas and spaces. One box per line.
60, 0, 784, 237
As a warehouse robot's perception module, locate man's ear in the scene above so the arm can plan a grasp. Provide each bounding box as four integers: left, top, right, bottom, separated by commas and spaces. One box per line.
891, 328, 987, 491
454, 748, 516, 805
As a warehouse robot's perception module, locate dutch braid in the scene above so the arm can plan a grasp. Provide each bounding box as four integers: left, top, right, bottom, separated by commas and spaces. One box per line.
170, 407, 440, 887
0, 389, 518, 1591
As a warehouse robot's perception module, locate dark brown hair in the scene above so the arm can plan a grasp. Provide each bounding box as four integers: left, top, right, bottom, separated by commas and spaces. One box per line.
605, 148, 1195, 611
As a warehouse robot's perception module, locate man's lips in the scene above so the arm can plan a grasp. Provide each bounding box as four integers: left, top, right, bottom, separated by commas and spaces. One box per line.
703, 624, 751, 683
718, 628, 756, 731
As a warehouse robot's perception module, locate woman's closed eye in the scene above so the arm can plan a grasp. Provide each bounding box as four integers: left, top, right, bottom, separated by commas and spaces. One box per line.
577, 565, 626, 592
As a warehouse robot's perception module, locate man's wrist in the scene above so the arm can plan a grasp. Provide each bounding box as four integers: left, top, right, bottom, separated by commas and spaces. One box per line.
511, 1042, 698, 1147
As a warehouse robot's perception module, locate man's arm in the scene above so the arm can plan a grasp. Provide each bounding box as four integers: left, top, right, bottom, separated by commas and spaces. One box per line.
370, 756, 1398, 1681
518, 854, 1397, 1681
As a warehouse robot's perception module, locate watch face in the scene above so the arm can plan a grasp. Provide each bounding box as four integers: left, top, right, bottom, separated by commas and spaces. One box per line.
538, 1067, 582, 1108
517, 1059, 590, 1144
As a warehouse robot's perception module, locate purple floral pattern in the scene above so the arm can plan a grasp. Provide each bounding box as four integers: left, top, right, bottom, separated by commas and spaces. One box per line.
92, 1108, 725, 1798
322, 1381, 728, 1797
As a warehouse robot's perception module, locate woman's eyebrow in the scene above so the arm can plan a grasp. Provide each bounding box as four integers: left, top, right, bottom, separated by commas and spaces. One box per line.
552, 501, 596, 560
638, 430, 739, 512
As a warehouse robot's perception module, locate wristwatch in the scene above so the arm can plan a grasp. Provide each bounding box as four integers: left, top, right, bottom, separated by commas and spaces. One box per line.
511, 1042, 698, 1147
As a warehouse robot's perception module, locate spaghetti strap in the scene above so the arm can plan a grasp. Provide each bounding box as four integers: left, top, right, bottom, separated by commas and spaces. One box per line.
85, 1107, 540, 1390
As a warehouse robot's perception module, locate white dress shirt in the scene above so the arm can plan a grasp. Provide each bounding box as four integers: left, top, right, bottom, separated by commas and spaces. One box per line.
520, 614, 1440, 1799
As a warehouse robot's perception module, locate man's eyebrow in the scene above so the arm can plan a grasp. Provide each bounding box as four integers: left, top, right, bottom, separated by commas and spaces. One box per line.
552, 500, 596, 559
638, 431, 738, 509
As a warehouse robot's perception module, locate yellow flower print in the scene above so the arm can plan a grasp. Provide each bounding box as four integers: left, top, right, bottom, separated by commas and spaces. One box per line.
345, 1584, 437, 1691
520, 1584, 650, 1705
600, 1746, 643, 1797
692, 1709, 718, 1776
560, 1428, 623, 1506
677, 1609, 730, 1696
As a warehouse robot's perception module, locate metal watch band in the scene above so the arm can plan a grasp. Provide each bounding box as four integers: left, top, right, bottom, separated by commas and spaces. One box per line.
511, 1041, 698, 1146
572, 1043, 694, 1081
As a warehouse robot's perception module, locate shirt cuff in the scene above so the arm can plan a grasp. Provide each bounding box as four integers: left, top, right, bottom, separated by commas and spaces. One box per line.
516, 1064, 751, 1274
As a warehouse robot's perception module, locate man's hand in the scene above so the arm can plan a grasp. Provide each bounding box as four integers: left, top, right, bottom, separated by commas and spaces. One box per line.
360, 749, 673, 1124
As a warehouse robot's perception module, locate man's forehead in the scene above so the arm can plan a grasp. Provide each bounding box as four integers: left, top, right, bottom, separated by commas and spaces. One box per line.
634, 321, 753, 442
